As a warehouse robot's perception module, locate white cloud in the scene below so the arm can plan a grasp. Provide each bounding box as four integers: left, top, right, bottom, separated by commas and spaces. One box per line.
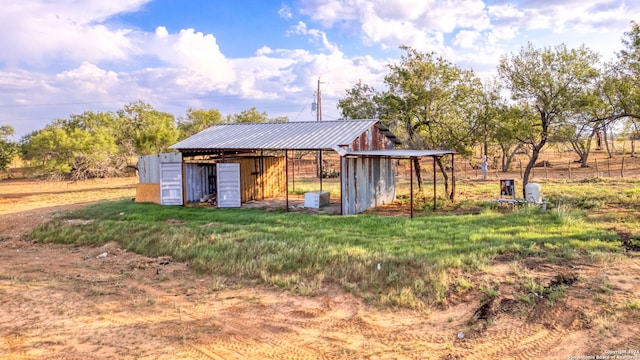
454, 30, 481, 49
3, 0, 640, 137
140, 27, 236, 92
0, 0, 148, 67
256, 46, 274, 56
287, 21, 341, 53
279, 4, 293, 19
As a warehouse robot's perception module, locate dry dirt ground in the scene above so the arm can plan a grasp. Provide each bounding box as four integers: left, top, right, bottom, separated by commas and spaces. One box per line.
1, 177, 640, 359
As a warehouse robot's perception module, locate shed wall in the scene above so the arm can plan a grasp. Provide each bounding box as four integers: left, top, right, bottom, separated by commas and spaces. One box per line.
341, 157, 396, 215
340, 124, 397, 215
184, 163, 217, 203
237, 157, 286, 202
138, 152, 183, 183
183, 156, 286, 204
135, 183, 160, 204
349, 125, 394, 152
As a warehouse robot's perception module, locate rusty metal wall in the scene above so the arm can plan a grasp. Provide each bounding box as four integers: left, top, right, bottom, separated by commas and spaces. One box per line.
341, 124, 397, 215
342, 156, 396, 215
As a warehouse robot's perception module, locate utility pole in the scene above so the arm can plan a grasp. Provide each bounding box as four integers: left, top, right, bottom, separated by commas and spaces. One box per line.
316, 77, 325, 121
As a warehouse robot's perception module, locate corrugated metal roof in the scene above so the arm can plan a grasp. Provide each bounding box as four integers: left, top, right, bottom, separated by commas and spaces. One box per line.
344, 149, 455, 158
170, 120, 398, 151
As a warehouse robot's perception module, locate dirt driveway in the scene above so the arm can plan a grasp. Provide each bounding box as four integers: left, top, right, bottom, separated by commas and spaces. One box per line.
1, 177, 640, 359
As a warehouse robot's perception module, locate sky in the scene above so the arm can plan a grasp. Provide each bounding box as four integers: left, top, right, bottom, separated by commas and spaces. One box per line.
1, 0, 639, 140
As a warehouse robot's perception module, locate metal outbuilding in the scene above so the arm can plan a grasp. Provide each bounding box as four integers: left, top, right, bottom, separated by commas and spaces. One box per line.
137, 120, 455, 216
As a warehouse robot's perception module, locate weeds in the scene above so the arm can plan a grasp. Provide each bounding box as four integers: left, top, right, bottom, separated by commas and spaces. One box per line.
26, 178, 637, 309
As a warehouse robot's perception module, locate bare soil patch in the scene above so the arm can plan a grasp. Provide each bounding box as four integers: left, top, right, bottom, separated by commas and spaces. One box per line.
1, 177, 640, 359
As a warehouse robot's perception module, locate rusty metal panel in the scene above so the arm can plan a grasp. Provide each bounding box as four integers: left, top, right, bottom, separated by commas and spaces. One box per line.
341, 156, 396, 215
348, 123, 398, 153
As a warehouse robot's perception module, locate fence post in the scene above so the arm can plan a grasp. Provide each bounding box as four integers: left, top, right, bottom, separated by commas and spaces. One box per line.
595, 158, 599, 178
621, 157, 625, 178
519, 160, 523, 179
607, 158, 611, 178
568, 160, 571, 180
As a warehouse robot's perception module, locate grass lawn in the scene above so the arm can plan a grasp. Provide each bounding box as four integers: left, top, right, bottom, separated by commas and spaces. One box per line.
28, 178, 639, 309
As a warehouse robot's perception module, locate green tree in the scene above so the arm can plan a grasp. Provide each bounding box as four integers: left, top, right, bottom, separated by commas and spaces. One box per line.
226, 107, 267, 123
0, 125, 19, 174
597, 22, 640, 155
177, 108, 223, 139
382, 46, 484, 197
337, 80, 381, 120
20, 112, 124, 179
116, 101, 179, 156
498, 42, 599, 195
487, 103, 531, 172
224, 107, 288, 123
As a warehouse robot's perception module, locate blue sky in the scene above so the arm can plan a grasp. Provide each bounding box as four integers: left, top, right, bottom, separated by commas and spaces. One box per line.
1, 0, 639, 139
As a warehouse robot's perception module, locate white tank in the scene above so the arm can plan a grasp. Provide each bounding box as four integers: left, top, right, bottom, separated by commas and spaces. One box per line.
525, 183, 542, 203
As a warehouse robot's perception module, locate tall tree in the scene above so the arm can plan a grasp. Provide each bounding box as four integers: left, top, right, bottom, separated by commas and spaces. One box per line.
498, 43, 599, 195
597, 21, 640, 154
0, 125, 18, 174
226, 107, 268, 123
116, 101, 179, 156
337, 80, 381, 120
177, 108, 223, 139
490, 103, 531, 172
382, 46, 484, 197
20, 112, 123, 179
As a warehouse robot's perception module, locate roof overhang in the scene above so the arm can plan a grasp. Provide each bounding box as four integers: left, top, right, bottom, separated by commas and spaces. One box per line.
343, 149, 455, 159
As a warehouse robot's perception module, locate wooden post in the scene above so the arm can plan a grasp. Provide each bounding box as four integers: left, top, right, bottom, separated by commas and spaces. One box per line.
607, 158, 611, 178
519, 160, 523, 179
433, 156, 437, 212
319, 150, 323, 191
292, 152, 295, 192
621, 157, 625, 178
410, 158, 414, 218
595, 159, 599, 178
285, 150, 289, 212
568, 160, 572, 180
339, 156, 343, 216
544, 161, 548, 178
451, 153, 456, 203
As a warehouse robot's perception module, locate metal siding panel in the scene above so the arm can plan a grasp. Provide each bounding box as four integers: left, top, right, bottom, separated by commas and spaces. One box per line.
159, 152, 182, 163
160, 162, 183, 205
185, 163, 208, 203
217, 163, 241, 207
343, 157, 396, 215
342, 158, 356, 215
138, 155, 160, 183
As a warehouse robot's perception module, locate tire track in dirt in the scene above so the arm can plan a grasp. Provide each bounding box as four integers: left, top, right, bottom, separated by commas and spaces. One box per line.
453, 300, 579, 359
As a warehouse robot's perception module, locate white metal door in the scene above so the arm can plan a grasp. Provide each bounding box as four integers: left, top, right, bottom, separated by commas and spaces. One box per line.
160, 162, 183, 205
217, 163, 241, 208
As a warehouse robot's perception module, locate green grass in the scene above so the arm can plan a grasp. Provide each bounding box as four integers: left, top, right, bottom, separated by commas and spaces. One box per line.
28, 178, 627, 307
